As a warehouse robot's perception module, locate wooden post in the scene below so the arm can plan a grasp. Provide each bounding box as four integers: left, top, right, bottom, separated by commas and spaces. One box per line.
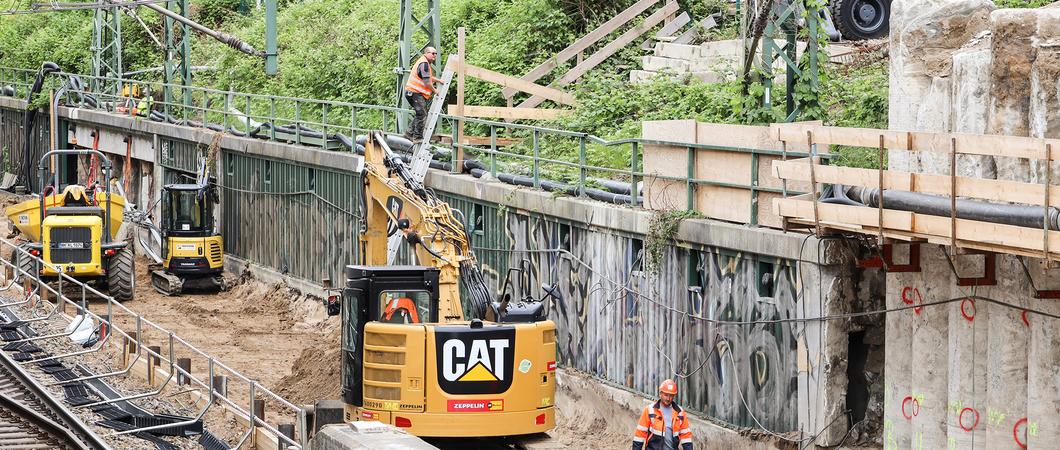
454, 27, 466, 174
278, 423, 295, 450
878, 135, 885, 245
254, 398, 266, 422
212, 375, 228, 397
124, 331, 138, 368
148, 345, 161, 386
1044, 143, 1052, 268
807, 131, 821, 237
3, 265, 10, 284
950, 137, 957, 252
177, 358, 192, 385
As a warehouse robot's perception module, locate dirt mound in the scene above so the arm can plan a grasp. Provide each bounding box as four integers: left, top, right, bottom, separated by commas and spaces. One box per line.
275, 327, 342, 405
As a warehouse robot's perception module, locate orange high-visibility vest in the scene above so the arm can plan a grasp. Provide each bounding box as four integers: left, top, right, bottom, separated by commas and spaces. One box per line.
632, 401, 693, 450
404, 55, 434, 99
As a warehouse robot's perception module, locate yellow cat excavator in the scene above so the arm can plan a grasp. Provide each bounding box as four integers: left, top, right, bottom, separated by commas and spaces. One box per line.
325, 131, 558, 437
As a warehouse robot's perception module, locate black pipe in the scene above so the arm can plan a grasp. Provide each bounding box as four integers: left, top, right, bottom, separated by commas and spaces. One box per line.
844, 186, 1060, 231
17, 62, 59, 191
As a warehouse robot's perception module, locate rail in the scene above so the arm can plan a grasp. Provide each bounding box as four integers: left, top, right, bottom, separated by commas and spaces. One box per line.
0, 238, 308, 449
0, 66, 821, 220
0, 329, 107, 449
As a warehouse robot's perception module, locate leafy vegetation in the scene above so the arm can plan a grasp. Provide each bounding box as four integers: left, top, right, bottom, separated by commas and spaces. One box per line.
0, 0, 889, 171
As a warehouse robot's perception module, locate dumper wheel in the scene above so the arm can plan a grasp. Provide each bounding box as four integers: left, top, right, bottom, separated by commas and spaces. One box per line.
15, 243, 36, 282
832, 0, 890, 41
107, 246, 135, 302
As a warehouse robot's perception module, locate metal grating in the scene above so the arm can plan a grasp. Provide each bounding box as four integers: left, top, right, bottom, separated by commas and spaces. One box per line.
49, 227, 92, 264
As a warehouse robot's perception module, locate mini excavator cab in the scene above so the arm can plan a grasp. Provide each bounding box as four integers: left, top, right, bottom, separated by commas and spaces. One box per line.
150, 184, 226, 294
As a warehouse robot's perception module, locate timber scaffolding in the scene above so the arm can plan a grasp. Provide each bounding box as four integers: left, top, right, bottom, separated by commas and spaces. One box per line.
770, 122, 1060, 261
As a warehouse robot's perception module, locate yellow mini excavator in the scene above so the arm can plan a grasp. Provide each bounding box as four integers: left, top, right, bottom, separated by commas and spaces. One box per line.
150, 155, 230, 295
325, 132, 559, 438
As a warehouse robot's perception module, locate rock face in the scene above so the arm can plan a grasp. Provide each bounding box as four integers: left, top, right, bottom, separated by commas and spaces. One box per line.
887, 3, 1060, 450
888, 0, 995, 173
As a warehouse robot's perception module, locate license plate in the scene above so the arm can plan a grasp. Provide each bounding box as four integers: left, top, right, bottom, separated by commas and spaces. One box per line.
58, 242, 85, 249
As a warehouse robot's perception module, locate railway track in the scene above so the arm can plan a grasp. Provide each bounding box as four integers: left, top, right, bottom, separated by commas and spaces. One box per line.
0, 328, 108, 449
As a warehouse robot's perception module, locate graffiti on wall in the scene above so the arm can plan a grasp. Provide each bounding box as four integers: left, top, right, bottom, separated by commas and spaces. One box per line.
464, 210, 802, 431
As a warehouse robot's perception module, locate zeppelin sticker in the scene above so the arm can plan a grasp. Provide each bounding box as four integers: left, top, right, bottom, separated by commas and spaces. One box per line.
446, 399, 504, 412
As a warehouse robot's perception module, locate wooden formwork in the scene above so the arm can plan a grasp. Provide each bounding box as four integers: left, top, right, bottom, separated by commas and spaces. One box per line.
770, 123, 1060, 260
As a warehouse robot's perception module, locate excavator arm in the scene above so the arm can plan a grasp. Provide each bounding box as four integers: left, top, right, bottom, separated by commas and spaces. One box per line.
360, 132, 493, 321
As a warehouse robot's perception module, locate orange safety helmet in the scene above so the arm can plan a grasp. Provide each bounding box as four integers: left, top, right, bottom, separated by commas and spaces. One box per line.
659, 379, 678, 395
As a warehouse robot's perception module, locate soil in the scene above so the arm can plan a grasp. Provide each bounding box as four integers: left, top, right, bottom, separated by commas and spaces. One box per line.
0, 190, 635, 449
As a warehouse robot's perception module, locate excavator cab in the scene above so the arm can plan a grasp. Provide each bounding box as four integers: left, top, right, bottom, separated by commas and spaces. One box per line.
150, 184, 228, 295
336, 265, 557, 437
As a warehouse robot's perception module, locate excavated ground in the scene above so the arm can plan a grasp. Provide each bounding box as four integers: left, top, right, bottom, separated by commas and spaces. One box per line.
0, 192, 641, 449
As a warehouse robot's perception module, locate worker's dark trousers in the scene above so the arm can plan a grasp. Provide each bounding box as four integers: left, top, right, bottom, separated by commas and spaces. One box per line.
405, 91, 428, 141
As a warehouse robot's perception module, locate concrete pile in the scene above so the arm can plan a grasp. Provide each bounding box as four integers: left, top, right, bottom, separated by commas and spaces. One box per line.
887, 1, 1060, 449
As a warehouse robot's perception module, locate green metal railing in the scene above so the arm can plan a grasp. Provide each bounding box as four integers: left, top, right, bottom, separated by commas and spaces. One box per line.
0, 66, 820, 225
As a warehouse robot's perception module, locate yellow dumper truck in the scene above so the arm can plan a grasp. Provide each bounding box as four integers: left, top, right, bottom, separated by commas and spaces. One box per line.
5, 149, 135, 301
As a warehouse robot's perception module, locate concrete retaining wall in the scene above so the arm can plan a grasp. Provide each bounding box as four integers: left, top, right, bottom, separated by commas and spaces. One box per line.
0, 95, 883, 445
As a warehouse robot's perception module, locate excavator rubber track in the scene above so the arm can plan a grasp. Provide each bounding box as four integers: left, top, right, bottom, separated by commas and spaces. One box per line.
151, 265, 235, 296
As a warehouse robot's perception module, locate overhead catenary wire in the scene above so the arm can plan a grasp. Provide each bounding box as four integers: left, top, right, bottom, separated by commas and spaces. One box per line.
2, 0, 169, 14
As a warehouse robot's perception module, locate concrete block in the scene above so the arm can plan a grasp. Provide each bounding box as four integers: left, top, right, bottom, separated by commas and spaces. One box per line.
689, 72, 725, 83
308, 423, 437, 450
698, 39, 742, 58
653, 42, 701, 60
641, 55, 689, 73
629, 70, 662, 84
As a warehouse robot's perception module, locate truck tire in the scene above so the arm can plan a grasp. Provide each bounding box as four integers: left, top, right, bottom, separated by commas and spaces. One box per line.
832, 0, 890, 41
15, 243, 35, 282
107, 246, 135, 302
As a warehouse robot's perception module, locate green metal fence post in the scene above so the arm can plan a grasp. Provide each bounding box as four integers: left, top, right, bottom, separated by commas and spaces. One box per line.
223, 93, 230, 131
686, 146, 695, 211
269, 97, 277, 140
244, 95, 251, 133
350, 107, 358, 135
750, 151, 760, 226
450, 118, 460, 174
294, 101, 302, 145
532, 130, 540, 189
630, 142, 640, 207
322, 103, 330, 144
578, 136, 587, 198
490, 125, 497, 177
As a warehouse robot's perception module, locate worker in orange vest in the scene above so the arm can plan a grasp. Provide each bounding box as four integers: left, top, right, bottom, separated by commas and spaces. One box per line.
403, 46, 442, 143
632, 379, 693, 450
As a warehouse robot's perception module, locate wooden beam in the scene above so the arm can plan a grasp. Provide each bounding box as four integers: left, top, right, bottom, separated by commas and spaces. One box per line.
501, 0, 662, 99
772, 159, 1060, 207
461, 105, 570, 120
775, 196, 1060, 256
453, 60, 577, 106
456, 28, 466, 174
438, 135, 524, 147
674, 15, 714, 44
656, 11, 690, 38
771, 123, 1060, 161
519, 0, 680, 109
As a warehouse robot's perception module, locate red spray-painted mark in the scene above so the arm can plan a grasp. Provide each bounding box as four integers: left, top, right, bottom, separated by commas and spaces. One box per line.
960, 298, 976, 322
1021, 310, 1030, 327
902, 396, 920, 420
959, 408, 979, 432
1014, 417, 1028, 449
901, 287, 924, 315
